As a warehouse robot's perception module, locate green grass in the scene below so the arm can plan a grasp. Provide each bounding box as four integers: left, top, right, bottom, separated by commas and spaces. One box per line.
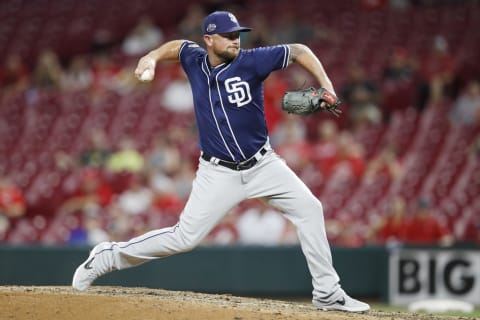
370, 302, 480, 318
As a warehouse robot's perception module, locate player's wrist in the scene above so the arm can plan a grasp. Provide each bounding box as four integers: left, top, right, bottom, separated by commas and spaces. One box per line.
144, 56, 157, 67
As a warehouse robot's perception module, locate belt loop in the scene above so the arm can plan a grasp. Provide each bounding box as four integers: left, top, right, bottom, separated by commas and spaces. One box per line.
253, 140, 270, 162
210, 157, 219, 166
264, 137, 272, 151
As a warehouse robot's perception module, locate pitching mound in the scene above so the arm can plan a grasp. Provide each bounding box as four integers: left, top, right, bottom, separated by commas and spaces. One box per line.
0, 286, 463, 320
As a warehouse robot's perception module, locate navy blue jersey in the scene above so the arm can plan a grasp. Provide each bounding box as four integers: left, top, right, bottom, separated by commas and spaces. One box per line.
179, 41, 290, 162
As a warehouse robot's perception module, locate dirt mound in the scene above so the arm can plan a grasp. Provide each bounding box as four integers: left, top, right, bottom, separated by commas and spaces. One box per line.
0, 286, 462, 320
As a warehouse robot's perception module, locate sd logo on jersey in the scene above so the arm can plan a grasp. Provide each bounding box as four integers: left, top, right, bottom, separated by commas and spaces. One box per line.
225, 77, 252, 107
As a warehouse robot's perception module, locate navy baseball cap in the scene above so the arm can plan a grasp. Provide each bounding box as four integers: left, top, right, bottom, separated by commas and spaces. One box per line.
203, 11, 252, 35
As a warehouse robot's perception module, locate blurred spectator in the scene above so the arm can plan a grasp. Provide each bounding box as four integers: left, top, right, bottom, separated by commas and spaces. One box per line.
91, 28, 116, 55
417, 35, 457, 109
171, 125, 199, 163
235, 202, 288, 245
383, 48, 416, 83
57, 169, 113, 216
61, 55, 93, 91
331, 131, 366, 180
206, 212, 239, 245
105, 203, 134, 241
341, 64, 382, 129
116, 174, 154, 216
277, 11, 336, 46
0, 176, 26, 218
91, 52, 121, 93
79, 128, 112, 168
68, 223, 89, 246
171, 162, 195, 200
376, 196, 408, 246
449, 79, 480, 126
333, 218, 367, 248
0, 54, 30, 93
0, 214, 9, 240
122, 16, 164, 57
299, 120, 340, 192
146, 134, 181, 176
106, 137, 145, 173
244, 14, 273, 47
31, 49, 63, 90
325, 212, 367, 247
360, 0, 387, 10
453, 207, 480, 244
403, 199, 453, 246
151, 187, 183, 218
273, 115, 311, 172
177, 4, 205, 44
311, 120, 340, 178
148, 169, 175, 196
364, 144, 404, 183
286, 67, 315, 89
110, 62, 143, 95
263, 72, 288, 134
382, 47, 417, 115
145, 134, 186, 205
161, 67, 194, 112
54, 151, 78, 172
274, 12, 314, 44
271, 114, 306, 146
84, 213, 110, 245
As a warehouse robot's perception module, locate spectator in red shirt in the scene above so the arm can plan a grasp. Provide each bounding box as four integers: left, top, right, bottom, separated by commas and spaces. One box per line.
263, 72, 288, 133
403, 199, 453, 246
273, 115, 311, 173
364, 144, 404, 184
376, 196, 408, 246
0, 54, 30, 94
0, 177, 26, 218
332, 131, 366, 180
57, 169, 113, 216
311, 120, 340, 179
417, 35, 457, 109
90, 52, 121, 94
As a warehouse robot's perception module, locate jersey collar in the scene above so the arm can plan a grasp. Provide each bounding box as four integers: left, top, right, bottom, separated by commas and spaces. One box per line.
204, 50, 242, 74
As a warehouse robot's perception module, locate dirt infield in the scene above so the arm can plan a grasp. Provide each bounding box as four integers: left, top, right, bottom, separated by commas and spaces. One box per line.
0, 286, 466, 320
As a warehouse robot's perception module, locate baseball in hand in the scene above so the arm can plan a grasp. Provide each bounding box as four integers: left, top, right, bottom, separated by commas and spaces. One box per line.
140, 69, 154, 82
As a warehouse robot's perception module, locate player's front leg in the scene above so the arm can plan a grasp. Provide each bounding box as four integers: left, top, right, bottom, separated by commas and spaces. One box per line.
246, 152, 369, 312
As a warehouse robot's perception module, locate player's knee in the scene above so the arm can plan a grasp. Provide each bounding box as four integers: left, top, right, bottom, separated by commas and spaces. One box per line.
176, 229, 202, 252
301, 194, 323, 211
300, 197, 324, 218
179, 240, 197, 252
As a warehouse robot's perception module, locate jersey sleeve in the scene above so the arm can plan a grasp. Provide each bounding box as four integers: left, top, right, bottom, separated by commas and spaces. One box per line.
179, 41, 205, 68
253, 45, 290, 79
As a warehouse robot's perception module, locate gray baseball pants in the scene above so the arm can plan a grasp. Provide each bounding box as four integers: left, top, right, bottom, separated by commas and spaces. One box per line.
104, 149, 343, 303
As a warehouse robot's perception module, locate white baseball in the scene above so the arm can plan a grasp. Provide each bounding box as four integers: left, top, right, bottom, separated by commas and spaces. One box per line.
140, 69, 154, 82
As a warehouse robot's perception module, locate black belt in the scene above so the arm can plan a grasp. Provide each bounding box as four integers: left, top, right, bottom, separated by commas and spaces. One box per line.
201, 148, 267, 171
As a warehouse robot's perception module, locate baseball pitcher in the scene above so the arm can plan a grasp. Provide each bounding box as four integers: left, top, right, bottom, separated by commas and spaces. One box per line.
72, 11, 369, 313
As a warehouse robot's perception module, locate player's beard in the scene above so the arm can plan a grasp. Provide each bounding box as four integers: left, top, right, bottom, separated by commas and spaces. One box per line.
216, 46, 239, 63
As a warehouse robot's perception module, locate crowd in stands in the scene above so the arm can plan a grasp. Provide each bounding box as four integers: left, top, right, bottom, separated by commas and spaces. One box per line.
1, 0, 479, 247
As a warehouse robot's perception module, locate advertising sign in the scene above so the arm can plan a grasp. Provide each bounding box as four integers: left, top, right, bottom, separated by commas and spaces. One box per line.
389, 249, 480, 306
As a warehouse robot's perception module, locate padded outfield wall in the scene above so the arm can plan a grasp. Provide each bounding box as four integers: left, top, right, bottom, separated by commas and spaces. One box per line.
0, 245, 478, 305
